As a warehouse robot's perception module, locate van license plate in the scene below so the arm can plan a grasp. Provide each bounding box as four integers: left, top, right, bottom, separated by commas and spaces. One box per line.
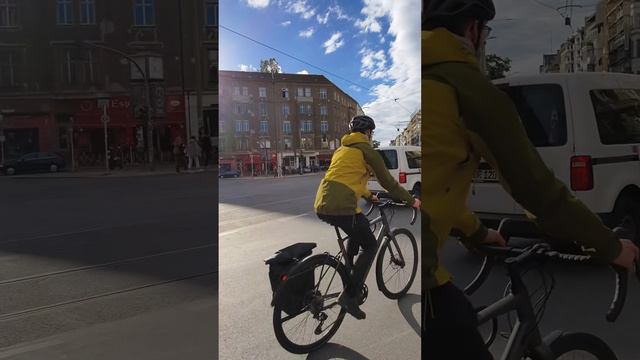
475, 169, 498, 182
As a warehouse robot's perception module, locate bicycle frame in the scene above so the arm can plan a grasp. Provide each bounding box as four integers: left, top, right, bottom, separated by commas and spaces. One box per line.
333, 204, 406, 287
476, 263, 556, 360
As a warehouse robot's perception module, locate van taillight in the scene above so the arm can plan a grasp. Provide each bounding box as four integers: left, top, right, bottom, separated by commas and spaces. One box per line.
570, 156, 593, 191
399, 172, 407, 184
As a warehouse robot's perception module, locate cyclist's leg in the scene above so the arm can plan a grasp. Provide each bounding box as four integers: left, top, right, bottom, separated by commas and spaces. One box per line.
424, 282, 493, 360
348, 213, 377, 295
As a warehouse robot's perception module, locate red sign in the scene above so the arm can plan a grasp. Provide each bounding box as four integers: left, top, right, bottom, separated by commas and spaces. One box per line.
74, 96, 134, 126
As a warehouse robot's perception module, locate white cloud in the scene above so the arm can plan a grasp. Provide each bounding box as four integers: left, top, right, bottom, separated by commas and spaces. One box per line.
379, 36, 386, 44
357, 0, 421, 146
323, 32, 345, 54
286, 0, 316, 20
328, 4, 353, 21
317, 11, 330, 24
280, 20, 292, 26
349, 85, 362, 92
247, 0, 269, 8
299, 27, 315, 38
360, 48, 388, 80
354, 0, 387, 33
297, 70, 310, 74
238, 64, 257, 72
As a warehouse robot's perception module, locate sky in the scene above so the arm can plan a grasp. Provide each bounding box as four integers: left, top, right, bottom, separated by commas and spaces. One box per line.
219, 0, 421, 145
487, 0, 601, 75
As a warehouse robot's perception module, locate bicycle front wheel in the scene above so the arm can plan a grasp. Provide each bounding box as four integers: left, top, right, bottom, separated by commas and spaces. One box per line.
375, 228, 418, 299
272, 254, 348, 354
547, 332, 617, 360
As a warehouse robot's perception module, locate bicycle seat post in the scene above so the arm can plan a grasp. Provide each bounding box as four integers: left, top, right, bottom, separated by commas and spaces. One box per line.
335, 226, 352, 270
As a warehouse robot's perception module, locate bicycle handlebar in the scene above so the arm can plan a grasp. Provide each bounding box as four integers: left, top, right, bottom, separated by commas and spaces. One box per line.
366, 192, 418, 225
464, 218, 637, 323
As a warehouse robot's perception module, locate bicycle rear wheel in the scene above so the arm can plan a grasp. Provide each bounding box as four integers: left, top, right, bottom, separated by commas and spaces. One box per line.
546, 332, 617, 360
272, 254, 348, 354
375, 228, 418, 299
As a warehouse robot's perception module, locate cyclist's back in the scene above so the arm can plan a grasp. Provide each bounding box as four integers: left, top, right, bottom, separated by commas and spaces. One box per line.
314, 115, 420, 320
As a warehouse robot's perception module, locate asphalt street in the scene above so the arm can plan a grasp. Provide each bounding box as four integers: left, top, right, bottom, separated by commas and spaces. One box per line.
0, 171, 217, 359
219, 173, 422, 360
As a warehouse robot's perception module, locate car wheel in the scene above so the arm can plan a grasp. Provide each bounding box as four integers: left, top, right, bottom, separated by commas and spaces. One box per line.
50, 164, 59, 172
5, 167, 15, 176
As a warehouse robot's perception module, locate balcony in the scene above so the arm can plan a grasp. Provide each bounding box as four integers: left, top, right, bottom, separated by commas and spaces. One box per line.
295, 95, 313, 102
232, 94, 252, 103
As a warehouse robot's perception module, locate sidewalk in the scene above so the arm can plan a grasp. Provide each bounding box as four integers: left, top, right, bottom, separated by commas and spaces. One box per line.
225, 171, 325, 180
4, 165, 217, 179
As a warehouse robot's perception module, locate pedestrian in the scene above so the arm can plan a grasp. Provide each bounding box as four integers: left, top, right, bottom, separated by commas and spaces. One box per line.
173, 136, 186, 173
200, 134, 212, 167
187, 136, 201, 170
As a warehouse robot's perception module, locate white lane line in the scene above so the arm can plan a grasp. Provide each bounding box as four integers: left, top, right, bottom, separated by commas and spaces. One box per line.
218, 195, 314, 214
0, 339, 65, 358
219, 213, 310, 237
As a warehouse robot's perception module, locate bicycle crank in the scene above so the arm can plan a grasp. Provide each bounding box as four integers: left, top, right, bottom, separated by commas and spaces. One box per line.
313, 312, 329, 335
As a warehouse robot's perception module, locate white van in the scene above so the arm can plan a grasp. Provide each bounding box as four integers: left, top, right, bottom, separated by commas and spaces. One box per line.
368, 146, 422, 196
468, 73, 640, 236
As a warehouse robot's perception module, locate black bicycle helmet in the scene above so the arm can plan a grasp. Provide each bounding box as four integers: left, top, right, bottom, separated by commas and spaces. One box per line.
423, 0, 495, 25
349, 115, 376, 133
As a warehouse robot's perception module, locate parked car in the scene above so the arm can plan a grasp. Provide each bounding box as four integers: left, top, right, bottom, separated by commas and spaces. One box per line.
219, 168, 240, 178
467, 72, 640, 242
367, 146, 421, 196
0, 152, 65, 175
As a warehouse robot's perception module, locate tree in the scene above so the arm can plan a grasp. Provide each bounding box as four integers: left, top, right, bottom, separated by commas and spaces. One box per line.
260, 58, 282, 74
485, 54, 512, 80
372, 140, 380, 148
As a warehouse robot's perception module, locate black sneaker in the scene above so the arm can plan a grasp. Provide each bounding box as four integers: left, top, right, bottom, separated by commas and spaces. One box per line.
338, 292, 366, 320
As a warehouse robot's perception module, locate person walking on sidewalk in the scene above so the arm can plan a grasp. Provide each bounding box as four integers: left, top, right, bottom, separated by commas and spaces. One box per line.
173, 137, 186, 173
199, 134, 212, 167
187, 136, 201, 170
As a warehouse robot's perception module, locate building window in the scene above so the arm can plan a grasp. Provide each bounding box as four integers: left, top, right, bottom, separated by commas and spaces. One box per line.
0, 51, 16, 87
297, 88, 304, 97
282, 88, 289, 99
301, 120, 312, 133
283, 121, 291, 134
282, 104, 289, 117
237, 138, 249, 151
320, 120, 328, 134
320, 105, 328, 116
207, 49, 217, 85
234, 87, 240, 96
205, 1, 218, 27
219, 138, 226, 152
235, 120, 249, 133
259, 87, 267, 98
284, 138, 292, 150
319, 88, 327, 99
134, 0, 154, 26
60, 49, 96, 85
299, 103, 305, 114
219, 120, 225, 133
260, 120, 268, 133
259, 102, 267, 116
305, 88, 311, 97
242, 87, 249, 96
79, 0, 95, 25
234, 103, 247, 115
0, 0, 17, 28
57, 0, 73, 25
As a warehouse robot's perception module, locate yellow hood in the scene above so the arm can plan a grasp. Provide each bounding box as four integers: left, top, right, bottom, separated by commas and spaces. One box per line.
423, 28, 480, 69
340, 132, 370, 146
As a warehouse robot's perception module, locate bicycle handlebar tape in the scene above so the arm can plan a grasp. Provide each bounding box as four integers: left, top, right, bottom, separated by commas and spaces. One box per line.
606, 264, 628, 323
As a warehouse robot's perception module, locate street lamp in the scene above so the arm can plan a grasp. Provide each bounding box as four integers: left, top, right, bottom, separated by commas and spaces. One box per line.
78, 41, 155, 171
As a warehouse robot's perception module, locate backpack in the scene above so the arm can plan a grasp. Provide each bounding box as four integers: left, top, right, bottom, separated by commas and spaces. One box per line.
264, 242, 316, 316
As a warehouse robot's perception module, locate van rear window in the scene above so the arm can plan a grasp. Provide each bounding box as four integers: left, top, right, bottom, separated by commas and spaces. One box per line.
376, 150, 398, 169
590, 89, 640, 144
501, 84, 567, 147
405, 151, 421, 169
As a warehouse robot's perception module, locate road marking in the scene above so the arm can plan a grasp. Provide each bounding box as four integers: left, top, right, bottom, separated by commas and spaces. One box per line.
219, 213, 309, 237
219, 195, 314, 214
0, 339, 65, 358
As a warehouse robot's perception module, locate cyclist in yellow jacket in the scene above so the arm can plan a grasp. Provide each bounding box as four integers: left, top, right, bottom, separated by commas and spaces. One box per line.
422, 0, 639, 358
315, 115, 421, 319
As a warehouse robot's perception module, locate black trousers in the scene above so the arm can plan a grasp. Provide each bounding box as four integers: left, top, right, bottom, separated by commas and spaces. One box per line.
423, 282, 493, 360
317, 213, 377, 296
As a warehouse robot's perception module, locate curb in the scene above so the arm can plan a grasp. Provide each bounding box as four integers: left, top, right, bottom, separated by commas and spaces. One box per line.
3, 169, 217, 179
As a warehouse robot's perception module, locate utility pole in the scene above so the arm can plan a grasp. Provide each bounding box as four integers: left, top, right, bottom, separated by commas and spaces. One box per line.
101, 102, 110, 174
271, 70, 281, 177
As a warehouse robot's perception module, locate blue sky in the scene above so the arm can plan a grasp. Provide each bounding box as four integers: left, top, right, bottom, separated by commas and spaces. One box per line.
220, 0, 421, 145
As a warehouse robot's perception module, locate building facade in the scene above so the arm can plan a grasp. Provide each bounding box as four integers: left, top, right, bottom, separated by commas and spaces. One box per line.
0, 0, 218, 166
539, 53, 560, 73
218, 71, 361, 176
393, 110, 421, 146
607, 0, 632, 73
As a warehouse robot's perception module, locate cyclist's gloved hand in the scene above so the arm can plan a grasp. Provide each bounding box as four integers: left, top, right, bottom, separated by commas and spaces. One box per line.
411, 198, 421, 210
612, 239, 639, 273
371, 194, 380, 203
482, 229, 507, 247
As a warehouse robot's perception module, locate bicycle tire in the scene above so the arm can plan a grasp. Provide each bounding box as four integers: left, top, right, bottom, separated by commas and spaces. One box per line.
272, 254, 348, 354
375, 228, 418, 299
547, 332, 617, 360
